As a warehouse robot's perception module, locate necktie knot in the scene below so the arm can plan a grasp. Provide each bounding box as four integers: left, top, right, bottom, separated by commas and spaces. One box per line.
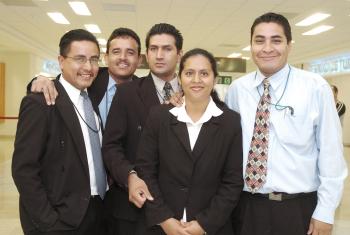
163, 82, 173, 101
263, 79, 270, 89
80, 90, 88, 100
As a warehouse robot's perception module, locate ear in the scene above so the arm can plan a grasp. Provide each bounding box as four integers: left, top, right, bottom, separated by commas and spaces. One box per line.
177, 49, 183, 64
58, 55, 65, 71
137, 54, 143, 67
104, 53, 109, 66
287, 41, 292, 52
145, 50, 150, 64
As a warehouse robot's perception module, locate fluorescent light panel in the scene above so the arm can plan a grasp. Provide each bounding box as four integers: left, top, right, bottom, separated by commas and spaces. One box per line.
85, 24, 101, 33
47, 12, 70, 24
69, 1, 91, 16
97, 38, 107, 45
242, 45, 251, 51
302, 25, 334, 35
227, 52, 242, 58
242, 57, 250, 60
296, 13, 330, 26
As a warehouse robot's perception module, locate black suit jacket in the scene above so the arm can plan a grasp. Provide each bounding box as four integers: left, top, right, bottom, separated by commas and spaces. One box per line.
12, 80, 101, 233
136, 104, 243, 235
102, 73, 160, 221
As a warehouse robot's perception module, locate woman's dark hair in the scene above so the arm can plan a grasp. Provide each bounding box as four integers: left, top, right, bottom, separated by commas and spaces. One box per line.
179, 48, 225, 107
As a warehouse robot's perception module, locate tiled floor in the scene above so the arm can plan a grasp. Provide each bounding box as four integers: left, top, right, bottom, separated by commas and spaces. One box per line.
1, 136, 349, 234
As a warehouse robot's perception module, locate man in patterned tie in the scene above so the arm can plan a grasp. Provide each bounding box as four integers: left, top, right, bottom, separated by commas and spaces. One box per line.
12, 29, 106, 234
225, 12, 347, 235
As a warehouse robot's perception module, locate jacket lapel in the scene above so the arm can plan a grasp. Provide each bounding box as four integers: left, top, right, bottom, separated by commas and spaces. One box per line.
192, 116, 220, 162
54, 80, 90, 177
138, 73, 160, 108
170, 115, 193, 160
136, 73, 160, 124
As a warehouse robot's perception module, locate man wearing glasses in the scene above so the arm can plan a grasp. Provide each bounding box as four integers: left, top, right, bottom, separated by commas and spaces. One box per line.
12, 29, 107, 235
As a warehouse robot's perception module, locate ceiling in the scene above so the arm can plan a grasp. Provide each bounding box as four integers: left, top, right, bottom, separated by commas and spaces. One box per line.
0, 0, 350, 66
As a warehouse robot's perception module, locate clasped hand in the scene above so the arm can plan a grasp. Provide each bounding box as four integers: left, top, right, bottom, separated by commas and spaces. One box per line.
160, 218, 205, 235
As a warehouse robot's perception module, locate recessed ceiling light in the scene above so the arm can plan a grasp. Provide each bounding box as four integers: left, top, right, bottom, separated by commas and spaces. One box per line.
242, 45, 251, 51
227, 52, 242, 58
302, 25, 334, 35
47, 12, 70, 24
69, 1, 91, 16
291, 40, 295, 43
296, 13, 330, 26
97, 38, 107, 45
84, 24, 101, 33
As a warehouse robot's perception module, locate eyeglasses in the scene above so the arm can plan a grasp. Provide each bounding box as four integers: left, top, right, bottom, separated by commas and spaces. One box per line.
65, 56, 100, 66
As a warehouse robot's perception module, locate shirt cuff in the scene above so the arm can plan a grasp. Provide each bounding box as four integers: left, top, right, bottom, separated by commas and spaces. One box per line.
312, 204, 336, 224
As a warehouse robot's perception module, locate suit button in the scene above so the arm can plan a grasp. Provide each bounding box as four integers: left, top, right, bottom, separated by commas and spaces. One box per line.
60, 140, 64, 147
137, 125, 142, 131
180, 187, 188, 192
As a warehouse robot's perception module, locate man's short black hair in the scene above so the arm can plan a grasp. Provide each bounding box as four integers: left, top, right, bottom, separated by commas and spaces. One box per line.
59, 29, 100, 56
106, 28, 141, 55
145, 23, 183, 51
251, 12, 292, 43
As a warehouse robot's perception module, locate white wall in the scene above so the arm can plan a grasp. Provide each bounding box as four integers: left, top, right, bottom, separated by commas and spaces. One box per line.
326, 74, 350, 145
0, 51, 44, 136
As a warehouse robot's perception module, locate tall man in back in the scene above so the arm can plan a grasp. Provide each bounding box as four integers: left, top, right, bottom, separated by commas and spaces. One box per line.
102, 23, 183, 234
225, 12, 347, 235
12, 29, 107, 234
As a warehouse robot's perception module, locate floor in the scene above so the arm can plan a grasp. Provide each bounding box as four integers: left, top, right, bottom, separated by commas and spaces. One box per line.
1, 136, 349, 234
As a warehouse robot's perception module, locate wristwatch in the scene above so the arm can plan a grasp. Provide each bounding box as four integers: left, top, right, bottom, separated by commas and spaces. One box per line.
128, 169, 137, 175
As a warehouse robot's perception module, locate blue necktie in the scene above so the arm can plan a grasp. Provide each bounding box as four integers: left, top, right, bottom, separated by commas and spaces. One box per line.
81, 91, 106, 199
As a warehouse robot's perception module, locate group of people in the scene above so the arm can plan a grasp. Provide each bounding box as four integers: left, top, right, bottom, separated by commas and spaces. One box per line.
12, 12, 347, 235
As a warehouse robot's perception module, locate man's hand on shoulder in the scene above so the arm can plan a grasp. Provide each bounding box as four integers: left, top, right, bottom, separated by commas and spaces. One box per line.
31, 75, 58, 105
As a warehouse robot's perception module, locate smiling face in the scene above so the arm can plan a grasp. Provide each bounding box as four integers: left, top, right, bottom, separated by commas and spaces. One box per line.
251, 22, 291, 77
58, 40, 99, 90
104, 36, 141, 81
180, 54, 215, 103
146, 34, 182, 81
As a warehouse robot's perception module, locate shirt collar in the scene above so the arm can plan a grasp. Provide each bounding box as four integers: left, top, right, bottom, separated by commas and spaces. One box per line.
59, 74, 86, 105
107, 75, 117, 91
253, 64, 291, 91
169, 97, 223, 125
151, 72, 180, 92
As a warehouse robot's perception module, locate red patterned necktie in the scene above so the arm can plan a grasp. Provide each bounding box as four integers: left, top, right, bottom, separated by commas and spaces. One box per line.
245, 78, 271, 193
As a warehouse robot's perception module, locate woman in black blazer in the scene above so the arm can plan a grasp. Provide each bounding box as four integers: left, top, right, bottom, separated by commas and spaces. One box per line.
136, 48, 243, 235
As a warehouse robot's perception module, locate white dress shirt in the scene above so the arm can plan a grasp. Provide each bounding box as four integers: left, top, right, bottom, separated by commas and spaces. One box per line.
60, 75, 104, 196
152, 73, 181, 103
225, 64, 347, 224
170, 97, 223, 221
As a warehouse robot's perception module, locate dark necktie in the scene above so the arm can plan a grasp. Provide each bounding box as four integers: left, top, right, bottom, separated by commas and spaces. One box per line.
163, 82, 173, 101
245, 78, 271, 193
81, 91, 106, 199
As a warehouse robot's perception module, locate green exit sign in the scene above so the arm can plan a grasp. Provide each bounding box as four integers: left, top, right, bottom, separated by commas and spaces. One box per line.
217, 76, 232, 85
